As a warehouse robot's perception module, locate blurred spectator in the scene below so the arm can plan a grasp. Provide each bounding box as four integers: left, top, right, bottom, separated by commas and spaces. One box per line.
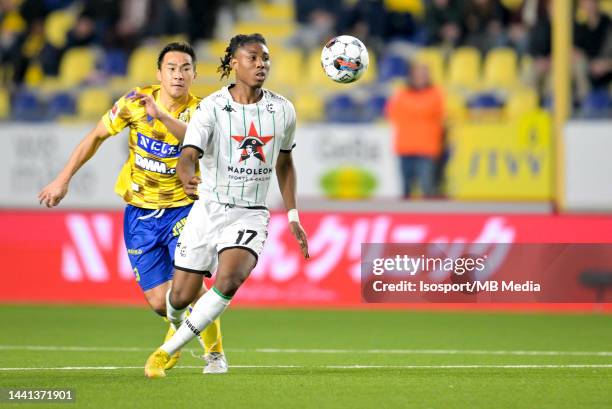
0, 0, 27, 85
186, 0, 219, 41
525, 0, 552, 100
461, 0, 508, 53
423, 0, 462, 47
146, 0, 189, 39
292, 0, 339, 53
338, 0, 389, 58
385, 63, 445, 198
573, 0, 612, 100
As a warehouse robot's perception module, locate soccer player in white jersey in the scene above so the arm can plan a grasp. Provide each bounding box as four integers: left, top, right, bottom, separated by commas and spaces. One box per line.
144, 33, 309, 378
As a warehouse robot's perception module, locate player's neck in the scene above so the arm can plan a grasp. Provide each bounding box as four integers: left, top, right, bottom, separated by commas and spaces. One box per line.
229, 82, 263, 105
159, 90, 188, 113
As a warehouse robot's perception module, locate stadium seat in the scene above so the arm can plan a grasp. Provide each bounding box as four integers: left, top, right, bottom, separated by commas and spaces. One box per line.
363, 94, 387, 120
48, 92, 76, 118
447, 47, 481, 91
294, 91, 324, 122
44, 9, 76, 48
468, 92, 503, 109
325, 94, 361, 123
12, 90, 44, 121
256, 2, 294, 21
0, 88, 9, 119
505, 88, 538, 118
127, 46, 159, 86
77, 88, 112, 120
267, 48, 303, 87
196, 61, 223, 81
444, 90, 467, 122
58, 47, 96, 87
580, 89, 612, 118
414, 47, 445, 85
233, 22, 295, 41
483, 48, 518, 89
102, 49, 128, 76
190, 83, 225, 99
378, 54, 408, 82
384, 0, 424, 17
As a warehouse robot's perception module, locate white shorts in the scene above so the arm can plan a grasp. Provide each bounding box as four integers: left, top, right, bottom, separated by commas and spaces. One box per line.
174, 200, 270, 276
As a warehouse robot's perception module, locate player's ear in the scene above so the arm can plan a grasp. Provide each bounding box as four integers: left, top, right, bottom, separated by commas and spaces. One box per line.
156, 69, 162, 82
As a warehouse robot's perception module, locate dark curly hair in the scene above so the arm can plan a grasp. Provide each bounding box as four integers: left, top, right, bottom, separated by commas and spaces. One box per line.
157, 42, 196, 69
217, 33, 267, 79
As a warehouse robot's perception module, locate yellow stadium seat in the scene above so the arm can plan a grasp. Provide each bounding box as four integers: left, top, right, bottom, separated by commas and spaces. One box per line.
77, 88, 112, 120
483, 47, 518, 89
127, 47, 159, 85
190, 82, 225, 98
45, 10, 76, 48
206, 40, 230, 60
444, 89, 467, 122
447, 47, 481, 91
196, 61, 222, 81
415, 47, 445, 85
233, 22, 295, 41
59, 47, 96, 87
505, 88, 539, 119
384, 0, 424, 16
267, 49, 303, 87
257, 2, 294, 21
294, 91, 324, 122
0, 88, 9, 119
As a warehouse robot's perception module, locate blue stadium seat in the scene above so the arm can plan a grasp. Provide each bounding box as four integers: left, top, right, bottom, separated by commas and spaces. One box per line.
103, 49, 128, 76
12, 90, 44, 121
581, 89, 611, 118
467, 93, 503, 109
378, 54, 408, 82
325, 94, 361, 123
363, 94, 388, 120
48, 92, 76, 118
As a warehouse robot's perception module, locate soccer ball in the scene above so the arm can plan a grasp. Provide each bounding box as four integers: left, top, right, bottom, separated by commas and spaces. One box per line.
320, 35, 369, 84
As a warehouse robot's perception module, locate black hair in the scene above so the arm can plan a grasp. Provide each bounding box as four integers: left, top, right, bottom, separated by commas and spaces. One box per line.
217, 33, 267, 79
157, 42, 196, 69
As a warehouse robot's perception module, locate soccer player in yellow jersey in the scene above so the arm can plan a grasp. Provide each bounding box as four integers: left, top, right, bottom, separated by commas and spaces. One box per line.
38, 42, 227, 373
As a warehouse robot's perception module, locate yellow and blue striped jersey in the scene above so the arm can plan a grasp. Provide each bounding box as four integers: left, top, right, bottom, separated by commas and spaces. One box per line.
102, 85, 201, 209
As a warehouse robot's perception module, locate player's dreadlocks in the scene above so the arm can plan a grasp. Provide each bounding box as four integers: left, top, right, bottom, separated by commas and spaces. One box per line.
218, 33, 267, 80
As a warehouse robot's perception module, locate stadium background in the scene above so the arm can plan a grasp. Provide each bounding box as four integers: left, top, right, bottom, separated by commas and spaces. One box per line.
0, 1, 611, 408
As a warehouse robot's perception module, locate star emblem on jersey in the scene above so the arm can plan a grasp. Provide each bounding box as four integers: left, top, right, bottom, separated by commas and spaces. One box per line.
231, 122, 273, 163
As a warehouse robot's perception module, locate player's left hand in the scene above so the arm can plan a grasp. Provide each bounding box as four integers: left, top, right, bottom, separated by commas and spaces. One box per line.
289, 222, 309, 259
129, 92, 163, 121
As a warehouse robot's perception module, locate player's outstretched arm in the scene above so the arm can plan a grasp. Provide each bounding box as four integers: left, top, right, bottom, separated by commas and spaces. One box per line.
177, 146, 201, 200
276, 151, 309, 259
129, 92, 188, 141
38, 120, 111, 208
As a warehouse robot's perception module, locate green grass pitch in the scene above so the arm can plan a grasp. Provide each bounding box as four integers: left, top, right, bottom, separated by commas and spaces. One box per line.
0, 305, 610, 408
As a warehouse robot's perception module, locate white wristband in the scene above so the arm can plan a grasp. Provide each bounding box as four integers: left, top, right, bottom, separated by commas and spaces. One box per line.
287, 209, 300, 223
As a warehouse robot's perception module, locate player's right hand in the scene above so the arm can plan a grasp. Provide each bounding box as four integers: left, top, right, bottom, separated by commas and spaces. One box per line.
37, 180, 68, 208
183, 175, 201, 200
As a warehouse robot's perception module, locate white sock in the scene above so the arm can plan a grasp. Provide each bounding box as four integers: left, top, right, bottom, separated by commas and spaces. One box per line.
160, 288, 230, 356
165, 289, 188, 330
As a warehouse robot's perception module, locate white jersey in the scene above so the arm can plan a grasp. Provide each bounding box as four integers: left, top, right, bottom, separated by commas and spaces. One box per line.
183, 85, 296, 207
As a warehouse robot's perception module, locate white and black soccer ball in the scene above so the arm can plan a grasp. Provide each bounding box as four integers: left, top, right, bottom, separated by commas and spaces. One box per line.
320, 35, 369, 84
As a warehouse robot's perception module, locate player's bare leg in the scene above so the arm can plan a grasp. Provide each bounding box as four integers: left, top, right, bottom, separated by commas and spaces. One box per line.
145, 249, 254, 378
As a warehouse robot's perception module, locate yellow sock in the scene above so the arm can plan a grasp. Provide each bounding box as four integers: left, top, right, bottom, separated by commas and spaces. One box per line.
201, 318, 223, 354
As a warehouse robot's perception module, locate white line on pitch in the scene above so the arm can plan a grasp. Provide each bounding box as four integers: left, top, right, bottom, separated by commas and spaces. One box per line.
0, 345, 611, 357
0, 364, 611, 372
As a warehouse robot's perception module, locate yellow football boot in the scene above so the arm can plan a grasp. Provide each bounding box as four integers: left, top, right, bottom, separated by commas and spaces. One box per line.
144, 348, 170, 378
163, 325, 181, 370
